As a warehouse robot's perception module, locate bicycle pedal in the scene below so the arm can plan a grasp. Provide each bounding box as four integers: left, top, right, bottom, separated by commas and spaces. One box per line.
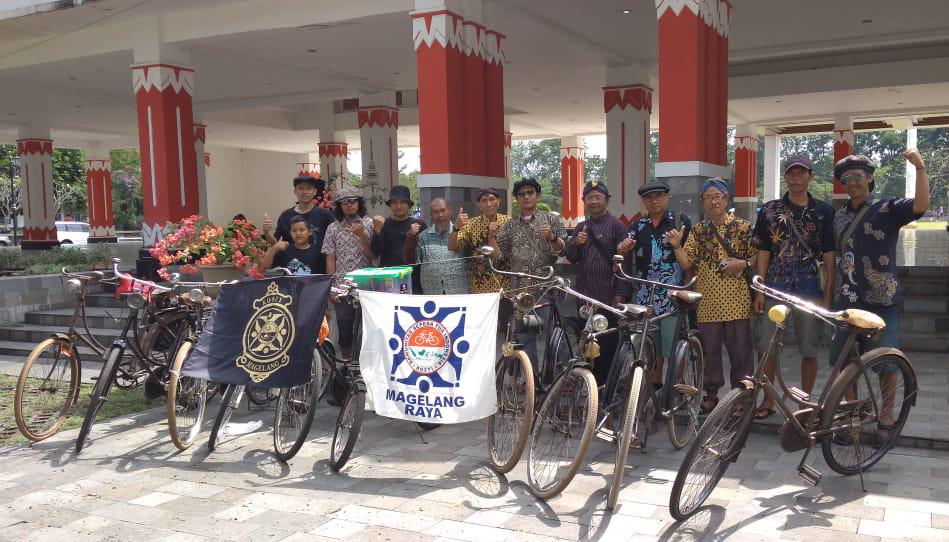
788, 387, 810, 402
673, 384, 699, 397
797, 464, 822, 486
629, 437, 643, 450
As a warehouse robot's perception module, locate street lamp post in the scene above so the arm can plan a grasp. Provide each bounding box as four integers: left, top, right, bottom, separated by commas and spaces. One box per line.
9, 155, 19, 246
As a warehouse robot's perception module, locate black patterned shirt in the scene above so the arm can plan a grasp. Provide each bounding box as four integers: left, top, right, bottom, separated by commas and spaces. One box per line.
496, 210, 567, 290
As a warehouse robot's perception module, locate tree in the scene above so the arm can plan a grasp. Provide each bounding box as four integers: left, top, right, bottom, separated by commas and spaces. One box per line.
110, 148, 144, 230
0, 145, 21, 228
52, 148, 87, 218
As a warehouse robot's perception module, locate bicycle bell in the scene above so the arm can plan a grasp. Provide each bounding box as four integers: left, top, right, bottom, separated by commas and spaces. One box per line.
768, 304, 790, 324
591, 314, 609, 332
515, 292, 536, 312
126, 292, 147, 309
64, 278, 83, 295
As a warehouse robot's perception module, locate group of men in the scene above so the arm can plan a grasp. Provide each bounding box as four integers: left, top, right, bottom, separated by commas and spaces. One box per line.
259, 147, 930, 426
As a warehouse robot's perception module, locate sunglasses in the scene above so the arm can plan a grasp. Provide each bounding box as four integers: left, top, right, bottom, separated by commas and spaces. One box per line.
839, 172, 868, 183
516, 190, 537, 197
338, 198, 360, 205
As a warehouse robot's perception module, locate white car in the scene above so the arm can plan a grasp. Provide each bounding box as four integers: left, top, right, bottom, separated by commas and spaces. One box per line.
56, 221, 90, 245
0, 234, 10, 246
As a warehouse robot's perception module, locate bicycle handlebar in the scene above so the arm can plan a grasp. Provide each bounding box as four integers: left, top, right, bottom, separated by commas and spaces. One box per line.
61, 267, 107, 282
612, 255, 697, 291
112, 259, 172, 296
477, 246, 555, 282
751, 275, 845, 327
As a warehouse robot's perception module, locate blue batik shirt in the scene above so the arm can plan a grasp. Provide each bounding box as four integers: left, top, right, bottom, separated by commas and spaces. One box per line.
618, 211, 692, 315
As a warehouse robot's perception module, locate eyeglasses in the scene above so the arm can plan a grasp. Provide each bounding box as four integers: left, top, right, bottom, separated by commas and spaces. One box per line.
516, 190, 537, 197
702, 194, 726, 202
840, 172, 868, 184
338, 198, 359, 205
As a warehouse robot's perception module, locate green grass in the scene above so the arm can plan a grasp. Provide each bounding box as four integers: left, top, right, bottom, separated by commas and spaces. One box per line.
0, 372, 159, 446
913, 221, 947, 230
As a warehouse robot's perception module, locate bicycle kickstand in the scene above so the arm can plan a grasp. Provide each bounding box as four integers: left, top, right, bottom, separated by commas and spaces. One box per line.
854, 438, 867, 492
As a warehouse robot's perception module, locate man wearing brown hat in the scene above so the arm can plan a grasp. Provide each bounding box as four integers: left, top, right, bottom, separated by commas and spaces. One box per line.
564, 180, 627, 385
751, 153, 836, 419
830, 150, 929, 443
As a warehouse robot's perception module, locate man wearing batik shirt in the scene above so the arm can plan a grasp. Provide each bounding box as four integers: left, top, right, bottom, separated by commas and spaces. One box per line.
617, 180, 692, 387
564, 181, 627, 385
751, 153, 836, 420
491, 178, 567, 369
448, 187, 510, 294
831, 150, 929, 443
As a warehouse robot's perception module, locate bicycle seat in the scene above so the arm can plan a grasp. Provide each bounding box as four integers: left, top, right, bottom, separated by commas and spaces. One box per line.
668, 290, 702, 305
617, 303, 649, 317
836, 309, 885, 331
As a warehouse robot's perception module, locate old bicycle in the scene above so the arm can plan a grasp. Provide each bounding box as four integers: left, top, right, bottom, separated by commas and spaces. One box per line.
669, 275, 918, 520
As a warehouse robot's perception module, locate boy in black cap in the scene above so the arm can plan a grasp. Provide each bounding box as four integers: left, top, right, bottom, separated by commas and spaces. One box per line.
371, 185, 427, 291
262, 175, 334, 273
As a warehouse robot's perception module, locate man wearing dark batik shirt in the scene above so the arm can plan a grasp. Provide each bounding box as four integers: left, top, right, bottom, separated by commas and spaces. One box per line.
830, 150, 929, 444
564, 181, 626, 385
751, 153, 836, 419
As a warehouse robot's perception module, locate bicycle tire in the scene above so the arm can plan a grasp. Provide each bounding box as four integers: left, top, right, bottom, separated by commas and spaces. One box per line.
667, 334, 705, 449
527, 367, 598, 500
166, 341, 207, 451
669, 387, 753, 521
273, 360, 322, 461
15, 337, 80, 441
76, 345, 123, 453
486, 350, 535, 473
139, 311, 189, 366
330, 389, 365, 471
208, 384, 245, 452
315, 344, 334, 402
247, 386, 275, 406
544, 326, 571, 388
819, 350, 916, 476
607, 365, 644, 510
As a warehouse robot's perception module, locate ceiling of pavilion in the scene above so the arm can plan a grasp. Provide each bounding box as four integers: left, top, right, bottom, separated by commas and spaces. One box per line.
0, 0, 948, 152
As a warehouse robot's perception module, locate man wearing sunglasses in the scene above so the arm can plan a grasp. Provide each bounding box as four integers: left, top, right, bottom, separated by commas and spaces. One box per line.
490, 177, 567, 369
830, 150, 929, 444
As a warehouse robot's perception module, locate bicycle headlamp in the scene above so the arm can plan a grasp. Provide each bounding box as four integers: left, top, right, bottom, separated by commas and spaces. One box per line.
126, 292, 147, 310
187, 288, 205, 304
515, 292, 536, 311
64, 278, 83, 295
578, 304, 593, 319
591, 314, 609, 332
768, 304, 790, 324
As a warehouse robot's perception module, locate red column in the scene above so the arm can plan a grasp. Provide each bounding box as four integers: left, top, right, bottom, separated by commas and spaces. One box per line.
131, 63, 199, 246
560, 137, 585, 228
17, 139, 57, 249
734, 134, 759, 222
319, 142, 348, 190
833, 127, 854, 208
86, 158, 117, 243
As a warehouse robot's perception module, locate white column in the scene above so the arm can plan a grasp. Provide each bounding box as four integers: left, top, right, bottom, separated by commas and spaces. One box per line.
193, 122, 208, 216
604, 65, 652, 225
358, 91, 398, 214
17, 123, 57, 249
763, 132, 782, 202
905, 127, 918, 199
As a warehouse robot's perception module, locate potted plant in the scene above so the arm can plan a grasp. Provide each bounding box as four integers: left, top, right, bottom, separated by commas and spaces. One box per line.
150, 215, 267, 282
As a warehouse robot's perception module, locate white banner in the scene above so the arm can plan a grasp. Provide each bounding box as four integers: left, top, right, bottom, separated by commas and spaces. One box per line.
359, 291, 500, 423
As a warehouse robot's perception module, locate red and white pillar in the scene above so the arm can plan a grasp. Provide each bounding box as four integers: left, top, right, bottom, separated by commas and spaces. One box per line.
131, 62, 200, 246
17, 130, 57, 250
504, 130, 513, 181
762, 131, 782, 203
604, 77, 652, 224
297, 162, 320, 178
193, 123, 209, 217
318, 141, 349, 190
655, 0, 732, 219
832, 115, 854, 209
85, 146, 117, 243
560, 136, 585, 227
734, 125, 759, 222
358, 92, 399, 192
412, 1, 507, 211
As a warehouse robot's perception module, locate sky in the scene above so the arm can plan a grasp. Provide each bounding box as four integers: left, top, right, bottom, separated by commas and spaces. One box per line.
346, 134, 608, 175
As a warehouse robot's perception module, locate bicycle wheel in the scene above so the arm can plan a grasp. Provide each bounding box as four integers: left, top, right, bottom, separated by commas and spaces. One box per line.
330, 389, 365, 471
208, 384, 246, 452
248, 386, 276, 406
544, 326, 571, 387
76, 345, 124, 453
273, 360, 322, 461
166, 341, 208, 450
15, 337, 80, 441
669, 387, 753, 521
820, 351, 916, 476
487, 350, 535, 473
315, 345, 334, 402
140, 311, 189, 367
607, 365, 644, 510
527, 367, 597, 500
668, 334, 705, 449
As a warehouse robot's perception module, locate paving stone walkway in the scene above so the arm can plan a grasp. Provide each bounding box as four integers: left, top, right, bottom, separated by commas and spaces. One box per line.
2, 393, 949, 542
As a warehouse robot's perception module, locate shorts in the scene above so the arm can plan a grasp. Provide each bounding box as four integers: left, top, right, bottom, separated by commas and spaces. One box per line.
754, 297, 823, 359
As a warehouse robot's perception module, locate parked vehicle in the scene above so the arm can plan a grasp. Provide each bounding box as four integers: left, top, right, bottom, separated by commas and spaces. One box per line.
0, 234, 11, 246
56, 221, 90, 245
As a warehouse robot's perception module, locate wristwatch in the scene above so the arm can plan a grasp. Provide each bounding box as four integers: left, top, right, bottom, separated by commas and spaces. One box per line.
745, 259, 753, 269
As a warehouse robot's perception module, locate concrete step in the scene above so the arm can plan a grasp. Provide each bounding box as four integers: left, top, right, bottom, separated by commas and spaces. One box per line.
25, 307, 128, 330
901, 312, 949, 334
903, 297, 949, 314
898, 267, 949, 297
84, 292, 128, 309
0, 339, 105, 361
900, 332, 949, 353
0, 323, 121, 346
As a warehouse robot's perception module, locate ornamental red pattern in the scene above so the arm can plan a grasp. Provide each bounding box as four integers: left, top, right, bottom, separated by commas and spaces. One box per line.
297, 163, 320, 178
603, 86, 653, 113
16, 139, 53, 155
357, 107, 399, 129
193, 124, 206, 144
318, 142, 348, 157
22, 227, 57, 241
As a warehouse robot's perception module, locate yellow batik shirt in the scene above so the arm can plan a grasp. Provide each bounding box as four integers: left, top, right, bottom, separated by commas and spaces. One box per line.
683, 214, 758, 323
455, 213, 511, 293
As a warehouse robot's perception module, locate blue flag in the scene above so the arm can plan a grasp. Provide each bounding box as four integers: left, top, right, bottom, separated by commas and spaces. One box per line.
182, 275, 331, 387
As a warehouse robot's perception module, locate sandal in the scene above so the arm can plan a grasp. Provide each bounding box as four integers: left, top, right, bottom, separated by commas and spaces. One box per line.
875, 422, 895, 446
700, 396, 719, 415
754, 407, 775, 420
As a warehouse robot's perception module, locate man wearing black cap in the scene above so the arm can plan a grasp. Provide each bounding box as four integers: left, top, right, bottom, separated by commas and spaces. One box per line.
751, 153, 836, 419
830, 149, 929, 443
262, 175, 334, 274
617, 179, 692, 388
448, 187, 511, 294
563, 180, 627, 385
371, 185, 427, 291
491, 177, 567, 367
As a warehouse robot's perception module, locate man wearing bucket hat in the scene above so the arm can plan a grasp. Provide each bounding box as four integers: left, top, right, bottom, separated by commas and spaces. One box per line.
667, 177, 757, 414
750, 153, 836, 420
830, 149, 929, 443
371, 185, 427, 292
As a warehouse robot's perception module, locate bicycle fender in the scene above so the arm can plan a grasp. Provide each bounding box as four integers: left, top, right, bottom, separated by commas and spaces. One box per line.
51, 332, 72, 343
737, 379, 755, 391
352, 378, 367, 393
